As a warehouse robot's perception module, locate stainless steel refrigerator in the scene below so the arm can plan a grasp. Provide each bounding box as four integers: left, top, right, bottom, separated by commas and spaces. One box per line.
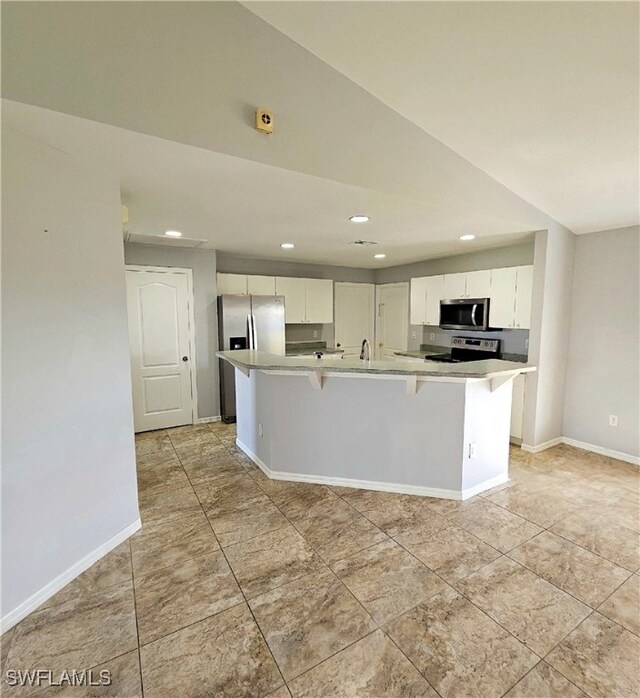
218, 294, 285, 423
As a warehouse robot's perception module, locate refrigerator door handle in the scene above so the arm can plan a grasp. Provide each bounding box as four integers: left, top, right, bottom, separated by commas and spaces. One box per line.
247, 314, 254, 350
251, 314, 258, 350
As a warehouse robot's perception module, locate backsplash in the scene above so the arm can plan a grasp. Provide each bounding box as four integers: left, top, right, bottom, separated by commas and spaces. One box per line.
414, 326, 529, 357
285, 324, 335, 347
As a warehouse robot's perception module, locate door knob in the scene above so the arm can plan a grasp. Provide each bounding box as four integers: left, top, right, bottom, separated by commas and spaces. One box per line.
182, 356, 189, 362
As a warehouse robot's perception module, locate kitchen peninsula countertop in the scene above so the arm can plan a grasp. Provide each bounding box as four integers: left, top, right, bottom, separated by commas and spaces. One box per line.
218, 349, 535, 379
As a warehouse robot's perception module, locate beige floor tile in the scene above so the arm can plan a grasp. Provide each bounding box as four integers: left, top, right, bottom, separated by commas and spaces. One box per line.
293, 499, 388, 564
140, 603, 283, 698
134, 431, 172, 457
265, 482, 340, 522
40, 541, 132, 610
546, 612, 640, 698
597, 574, 640, 635
551, 511, 640, 571
1, 626, 15, 674
138, 484, 202, 526
424, 495, 482, 517
508, 531, 631, 607
333, 539, 448, 624
248, 569, 376, 681
166, 424, 221, 449
448, 500, 543, 553
7, 582, 137, 679
134, 551, 242, 645
487, 486, 581, 528
457, 557, 590, 656
207, 493, 290, 547
395, 523, 501, 583
179, 451, 244, 485
197, 473, 266, 513
130, 512, 219, 577
224, 525, 326, 599
385, 586, 537, 698
339, 489, 447, 538
136, 455, 191, 497
288, 629, 437, 698
504, 661, 586, 697
29, 650, 143, 697
266, 687, 292, 698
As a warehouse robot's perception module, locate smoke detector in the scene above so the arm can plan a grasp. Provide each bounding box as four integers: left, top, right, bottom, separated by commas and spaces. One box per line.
349, 240, 378, 246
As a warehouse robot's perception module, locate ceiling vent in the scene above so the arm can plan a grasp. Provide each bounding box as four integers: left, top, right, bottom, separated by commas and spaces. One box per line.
124, 232, 207, 248
349, 239, 378, 246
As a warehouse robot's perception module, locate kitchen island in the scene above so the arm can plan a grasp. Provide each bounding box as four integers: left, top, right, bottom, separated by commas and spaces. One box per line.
218, 350, 535, 500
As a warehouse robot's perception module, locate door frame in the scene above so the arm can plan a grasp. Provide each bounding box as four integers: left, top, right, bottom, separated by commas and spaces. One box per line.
334, 281, 375, 355
125, 264, 199, 426
374, 282, 409, 359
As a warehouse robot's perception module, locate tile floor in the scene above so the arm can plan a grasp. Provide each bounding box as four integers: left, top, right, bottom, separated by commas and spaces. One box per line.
2, 423, 639, 697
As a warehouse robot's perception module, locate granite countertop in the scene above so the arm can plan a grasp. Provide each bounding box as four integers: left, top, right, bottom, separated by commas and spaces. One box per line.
285, 341, 344, 356
218, 349, 536, 379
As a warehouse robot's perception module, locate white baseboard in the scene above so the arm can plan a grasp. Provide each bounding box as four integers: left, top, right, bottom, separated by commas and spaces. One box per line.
236, 439, 504, 501
1, 518, 141, 634
196, 416, 221, 424
561, 438, 639, 467
521, 437, 563, 453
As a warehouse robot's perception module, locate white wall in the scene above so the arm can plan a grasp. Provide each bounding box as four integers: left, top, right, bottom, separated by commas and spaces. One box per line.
1, 128, 140, 628
124, 243, 219, 420
563, 226, 639, 459
523, 225, 576, 448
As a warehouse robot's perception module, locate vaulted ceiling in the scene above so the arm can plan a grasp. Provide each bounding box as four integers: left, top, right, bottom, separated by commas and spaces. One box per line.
2, 1, 637, 266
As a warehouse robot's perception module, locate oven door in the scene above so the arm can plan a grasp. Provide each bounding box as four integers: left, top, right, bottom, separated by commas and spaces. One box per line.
439, 298, 489, 330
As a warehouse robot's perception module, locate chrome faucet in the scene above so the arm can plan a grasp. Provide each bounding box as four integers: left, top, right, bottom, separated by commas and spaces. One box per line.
360, 338, 371, 361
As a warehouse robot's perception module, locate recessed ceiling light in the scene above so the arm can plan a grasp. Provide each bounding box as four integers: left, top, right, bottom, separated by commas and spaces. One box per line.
349, 215, 370, 223
374, 253, 386, 259
164, 230, 182, 238
459, 234, 476, 241
280, 242, 295, 249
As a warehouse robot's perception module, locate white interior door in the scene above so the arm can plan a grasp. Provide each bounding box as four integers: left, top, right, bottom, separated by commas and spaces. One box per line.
375, 283, 409, 360
126, 267, 196, 432
335, 282, 375, 356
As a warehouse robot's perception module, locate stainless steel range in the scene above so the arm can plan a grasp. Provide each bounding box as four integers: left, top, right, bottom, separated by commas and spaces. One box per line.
426, 336, 501, 363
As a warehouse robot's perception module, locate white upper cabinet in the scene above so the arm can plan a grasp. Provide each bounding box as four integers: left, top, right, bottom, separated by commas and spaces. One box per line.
275, 277, 306, 323
217, 273, 247, 295
489, 267, 517, 328
409, 277, 428, 325
443, 273, 467, 300
465, 270, 492, 298
305, 278, 334, 324
425, 275, 444, 325
514, 265, 534, 329
247, 275, 276, 295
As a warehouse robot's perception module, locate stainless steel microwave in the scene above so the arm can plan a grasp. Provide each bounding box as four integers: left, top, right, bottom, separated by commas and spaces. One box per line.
439, 298, 490, 331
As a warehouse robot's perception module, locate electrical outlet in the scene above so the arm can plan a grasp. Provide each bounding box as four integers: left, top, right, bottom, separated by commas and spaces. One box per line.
430, 332, 435, 341
258, 423, 264, 437
468, 442, 477, 458
411, 330, 417, 340
312, 330, 318, 339
608, 414, 618, 427
525, 338, 529, 350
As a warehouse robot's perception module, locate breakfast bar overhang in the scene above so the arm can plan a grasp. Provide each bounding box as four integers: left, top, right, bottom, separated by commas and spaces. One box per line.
218, 350, 536, 500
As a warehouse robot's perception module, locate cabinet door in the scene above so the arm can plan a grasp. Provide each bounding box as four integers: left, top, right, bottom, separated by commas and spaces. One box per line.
443, 272, 467, 300
217, 273, 247, 295
275, 277, 306, 323
425, 275, 444, 325
247, 275, 276, 295
514, 266, 533, 329
410, 277, 428, 325
305, 278, 334, 323
465, 270, 492, 298
489, 267, 517, 328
